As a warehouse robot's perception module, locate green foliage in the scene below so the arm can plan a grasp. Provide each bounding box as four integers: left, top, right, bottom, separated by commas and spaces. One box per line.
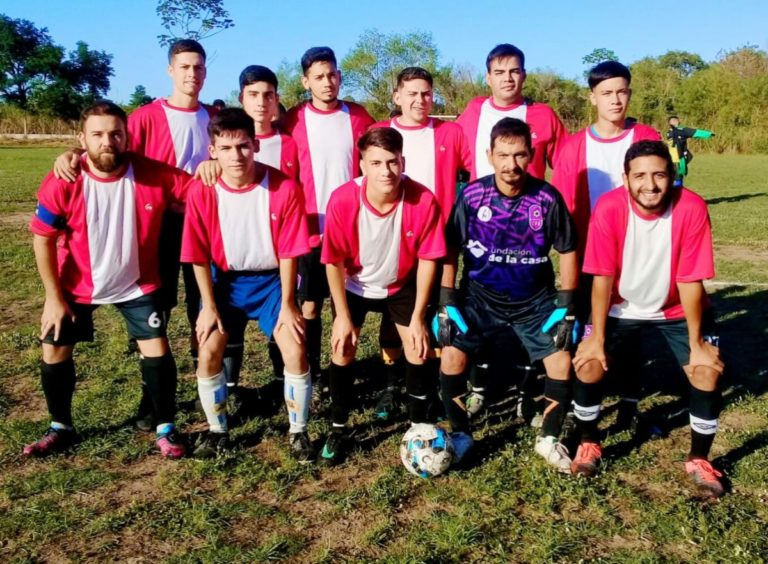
275, 60, 307, 111
156, 0, 235, 48
658, 50, 708, 77
432, 63, 486, 116
125, 85, 153, 112
523, 71, 587, 131
582, 48, 619, 67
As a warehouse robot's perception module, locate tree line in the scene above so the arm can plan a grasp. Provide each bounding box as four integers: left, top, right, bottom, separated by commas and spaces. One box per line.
2, 12, 766, 153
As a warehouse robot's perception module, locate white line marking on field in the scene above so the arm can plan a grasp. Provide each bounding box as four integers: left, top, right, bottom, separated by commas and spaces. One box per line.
705, 281, 768, 288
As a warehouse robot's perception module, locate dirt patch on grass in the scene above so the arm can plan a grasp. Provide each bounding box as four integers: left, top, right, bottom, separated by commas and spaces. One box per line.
0, 211, 29, 228
715, 245, 768, 264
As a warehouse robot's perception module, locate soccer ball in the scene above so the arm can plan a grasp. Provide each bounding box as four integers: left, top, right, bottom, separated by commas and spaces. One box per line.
400, 423, 455, 478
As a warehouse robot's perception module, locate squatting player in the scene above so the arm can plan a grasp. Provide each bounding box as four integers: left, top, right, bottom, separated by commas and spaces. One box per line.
319, 127, 446, 466
571, 140, 726, 498
436, 118, 579, 472
25, 101, 192, 459
283, 47, 375, 392
369, 66, 471, 419
181, 109, 313, 460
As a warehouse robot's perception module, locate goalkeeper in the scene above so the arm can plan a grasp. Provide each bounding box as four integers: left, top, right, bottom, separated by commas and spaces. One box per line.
667, 116, 715, 185
435, 118, 580, 472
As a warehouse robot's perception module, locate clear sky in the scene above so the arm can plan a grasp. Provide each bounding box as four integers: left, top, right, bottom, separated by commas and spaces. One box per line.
3, 0, 767, 104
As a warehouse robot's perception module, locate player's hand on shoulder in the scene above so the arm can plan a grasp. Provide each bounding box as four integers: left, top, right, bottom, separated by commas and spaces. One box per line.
276, 302, 305, 345
194, 159, 222, 187
196, 305, 224, 345
53, 149, 83, 182
40, 297, 75, 342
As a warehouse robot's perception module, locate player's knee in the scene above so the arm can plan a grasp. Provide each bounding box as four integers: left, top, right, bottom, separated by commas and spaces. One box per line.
686, 364, 720, 392
576, 359, 605, 384
279, 339, 307, 374
197, 342, 224, 376
41, 344, 73, 364
381, 347, 402, 365
402, 346, 426, 366
136, 337, 168, 358
440, 346, 467, 375
301, 301, 319, 319
543, 350, 572, 381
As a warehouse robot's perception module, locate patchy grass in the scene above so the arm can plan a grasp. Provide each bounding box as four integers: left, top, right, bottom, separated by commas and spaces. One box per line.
0, 149, 766, 561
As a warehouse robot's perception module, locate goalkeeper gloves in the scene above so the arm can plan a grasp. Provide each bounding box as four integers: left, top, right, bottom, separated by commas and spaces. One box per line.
431, 288, 469, 347
541, 290, 580, 351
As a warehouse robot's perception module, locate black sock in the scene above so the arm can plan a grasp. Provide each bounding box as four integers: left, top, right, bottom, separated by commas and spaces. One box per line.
305, 316, 322, 377
689, 386, 722, 459
40, 359, 76, 428
406, 361, 431, 423
572, 378, 603, 442
222, 343, 244, 387
541, 377, 570, 438
426, 358, 444, 421
329, 362, 354, 426
383, 353, 404, 390
267, 337, 285, 383
469, 360, 489, 396
440, 371, 469, 433
141, 353, 177, 426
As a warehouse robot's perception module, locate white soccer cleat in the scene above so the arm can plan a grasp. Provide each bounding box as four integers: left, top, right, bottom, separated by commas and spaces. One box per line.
534, 435, 572, 474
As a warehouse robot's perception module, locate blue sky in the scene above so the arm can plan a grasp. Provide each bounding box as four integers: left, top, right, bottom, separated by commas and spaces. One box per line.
4, 0, 767, 104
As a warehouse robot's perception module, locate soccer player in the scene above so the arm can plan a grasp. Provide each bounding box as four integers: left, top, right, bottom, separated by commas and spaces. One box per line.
319, 127, 446, 465
195, 65, 300, 404
457, 43, 567, 181
181, 108, 312, 460
53, 39, 215, 430
571, 140, 725, 498
369, 66, 471, 419
25, 101, 191, 459
666, 116, 715, 186
436, 118, 579, 472
283, 46, 375, 390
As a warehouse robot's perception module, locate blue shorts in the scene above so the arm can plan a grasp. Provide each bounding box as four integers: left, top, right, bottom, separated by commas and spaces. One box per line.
451, 282, 559, 363
212, 269, 282, 338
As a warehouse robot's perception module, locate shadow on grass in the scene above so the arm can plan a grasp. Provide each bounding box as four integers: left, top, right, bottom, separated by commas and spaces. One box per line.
706, 192, 768, 206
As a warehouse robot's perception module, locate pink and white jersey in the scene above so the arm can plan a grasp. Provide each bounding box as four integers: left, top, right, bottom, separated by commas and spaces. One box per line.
583, 187, 714, 320
283, 101, 374, 247
128, 98, 215, 173
255, 131, 300, 182
551, 123, 660, 257
371, 118, 471, 224
30, 155, 192, 304
457, 96, 567, 181
321, 176, 446, 299
181, 165, 310, 272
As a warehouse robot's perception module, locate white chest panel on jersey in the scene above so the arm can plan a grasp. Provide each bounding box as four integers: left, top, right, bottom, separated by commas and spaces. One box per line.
162, 105, 210, 173
256, 134, 282, 170
586, 131, 635, 210
392, 120, 436, 193
475, 100, 527, 178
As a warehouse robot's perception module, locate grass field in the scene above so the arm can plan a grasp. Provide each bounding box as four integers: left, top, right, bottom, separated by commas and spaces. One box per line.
0, 148, 766, 563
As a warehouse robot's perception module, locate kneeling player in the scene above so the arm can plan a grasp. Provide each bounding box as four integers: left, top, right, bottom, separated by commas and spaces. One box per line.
437, 118, 579, 472
25, 101, 191, 459
572, 140, 725, 497
181, 109, 313, 460
319, 127, 446, 466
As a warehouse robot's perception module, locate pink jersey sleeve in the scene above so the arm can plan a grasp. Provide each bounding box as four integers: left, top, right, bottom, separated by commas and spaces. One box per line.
455, 97, 484, 179
320, 181, 357, 266
416, 194, 446, 260
632, 123, 662, 142
675, 190, 715, 282
127, 103, 152, 155
180, 182, 212, 264
30, 173, 72, 237
272, 175, 311, 259
280, 134, 301, 182
583, 191, 625, 277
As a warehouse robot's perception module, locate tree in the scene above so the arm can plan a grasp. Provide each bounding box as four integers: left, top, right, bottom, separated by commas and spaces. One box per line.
62, 41, 113, 99
658, 50, 708, 77
582, 48, 619, 67
0, 15, 62, 108
156, 0, 235, 47
275, 60, 307, 110
431, 63, 486, 116
341, 29, 440, 119
127, 85, 154, 110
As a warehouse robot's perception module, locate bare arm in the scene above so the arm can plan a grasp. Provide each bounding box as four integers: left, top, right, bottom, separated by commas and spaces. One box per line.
558, 250, 579, 291
33, 234, 74, 341
440, 246, 459, 289
326, 262, 356, 357
678, 281, 723, 373
276, 258, 304, 344
409, 259, 438, 360
192, 263, 223, 345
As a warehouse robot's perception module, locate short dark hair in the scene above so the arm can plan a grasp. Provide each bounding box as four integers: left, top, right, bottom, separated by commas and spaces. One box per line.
623, 140, 675, 176
167, 39, 206, 63
486, 43, 526, 72
588, 60, 631, 89
396, 67, 433, 89
490, 117, 532, 151
358, 127, 403, 155
239, 65, 278, 92
668, 115, 680, 124
80, 100, 127, 131
212, 99, 225, 109
208, 107, 255, 141
301, 46, 337, 74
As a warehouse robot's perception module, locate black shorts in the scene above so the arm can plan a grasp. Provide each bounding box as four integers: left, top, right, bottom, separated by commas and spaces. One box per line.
451, 282, 559, 363
297, 247, 329, 303
604, 315, 718, 373
157, 210, 200, 313
346, 283, 416, 329
41, 293, 167, 346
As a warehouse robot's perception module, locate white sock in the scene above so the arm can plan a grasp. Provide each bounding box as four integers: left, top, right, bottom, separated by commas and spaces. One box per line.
284, 370, 311, 433
197, 370, 228, 433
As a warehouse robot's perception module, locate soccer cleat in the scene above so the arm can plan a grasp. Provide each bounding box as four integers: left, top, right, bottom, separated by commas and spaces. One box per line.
465, 391, 485, 420
318, 429, 347, 467
22, 427, 76, 457
289, 431, 314, 464
192, 431, 230, 459
571, 441, 603, 477
534, 435, 572, 474
685, 458, 725, 499
374, 386, 398, 420
156, 430, 186, 459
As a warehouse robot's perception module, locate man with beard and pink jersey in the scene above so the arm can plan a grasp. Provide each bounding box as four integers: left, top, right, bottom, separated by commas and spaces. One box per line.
368, 66, 471, 420
282, 47, 375, 395
25, 101, 193, 459
53, 39, 216, 431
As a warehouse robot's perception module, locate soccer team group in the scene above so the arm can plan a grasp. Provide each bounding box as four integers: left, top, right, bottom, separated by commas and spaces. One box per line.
24, 39, 727, 497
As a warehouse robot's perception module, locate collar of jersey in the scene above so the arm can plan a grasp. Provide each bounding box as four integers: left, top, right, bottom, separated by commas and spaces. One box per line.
161, 98, 202, 113
488, 97, 526, 111
81, 157, 131, 183
391, 117, 432, 131
587, 124, 633, 144
305, 101, 346, 115
360, 176, 405, 217
216, 169, 267, 194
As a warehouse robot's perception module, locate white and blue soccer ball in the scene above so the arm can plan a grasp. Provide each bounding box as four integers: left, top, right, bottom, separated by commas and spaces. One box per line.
400, 423, 454, 478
